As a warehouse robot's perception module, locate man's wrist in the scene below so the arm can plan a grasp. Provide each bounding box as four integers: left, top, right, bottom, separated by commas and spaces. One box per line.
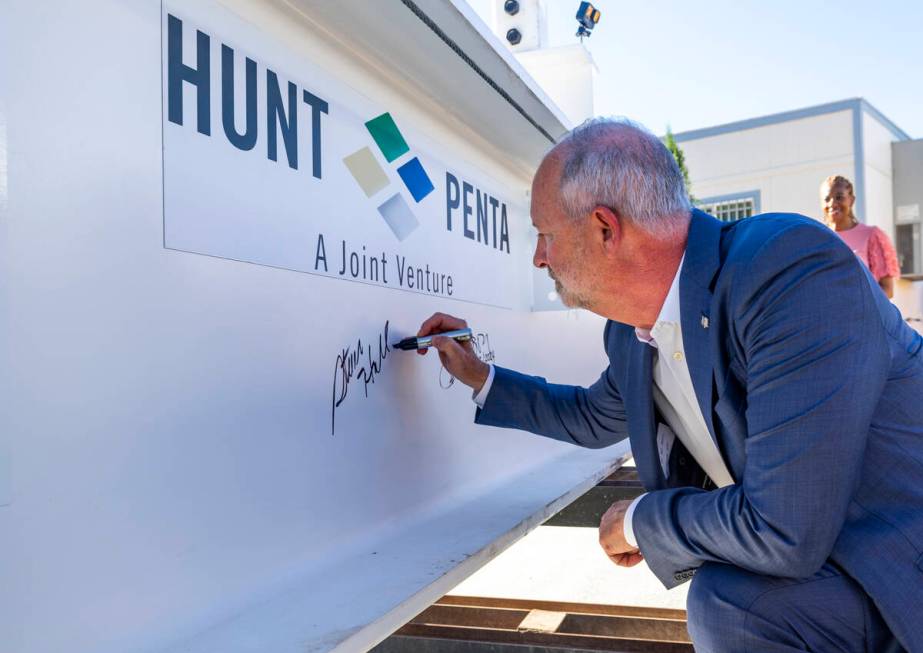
473, 364, 495, 407
623, 492, 646, 548
472, 361, 490, 393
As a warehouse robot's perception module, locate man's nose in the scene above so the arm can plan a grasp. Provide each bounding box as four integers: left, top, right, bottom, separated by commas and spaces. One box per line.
532, 241, 547, 269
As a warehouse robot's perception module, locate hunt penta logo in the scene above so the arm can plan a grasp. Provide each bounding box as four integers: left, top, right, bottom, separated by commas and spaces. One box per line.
342, 113, 434, 242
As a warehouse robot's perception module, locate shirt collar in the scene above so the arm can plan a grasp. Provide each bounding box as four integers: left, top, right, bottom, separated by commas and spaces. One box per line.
657, 252, 684, 325
635, 252, 685, 344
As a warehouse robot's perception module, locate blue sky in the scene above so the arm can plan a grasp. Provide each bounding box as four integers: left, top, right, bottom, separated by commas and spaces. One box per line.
471, 1, 922, 138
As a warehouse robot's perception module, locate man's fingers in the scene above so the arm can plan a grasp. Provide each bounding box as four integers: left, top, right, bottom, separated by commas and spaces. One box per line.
416, 313, 469, 355
417, 312, 467, 338
606, 551, 644, 567
431, 335, 466, 361
429, 336, 490, 392
433, 338, 465, 377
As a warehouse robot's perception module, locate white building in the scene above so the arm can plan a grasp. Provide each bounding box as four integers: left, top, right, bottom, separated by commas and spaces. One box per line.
674, 98, 923, 322
487, 0, 597, 127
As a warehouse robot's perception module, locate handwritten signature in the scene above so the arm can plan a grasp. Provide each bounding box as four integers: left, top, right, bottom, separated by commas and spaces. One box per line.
331, 320, 391, 435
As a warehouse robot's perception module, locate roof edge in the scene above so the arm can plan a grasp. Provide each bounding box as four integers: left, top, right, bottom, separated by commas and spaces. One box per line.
673, 97, 910, 144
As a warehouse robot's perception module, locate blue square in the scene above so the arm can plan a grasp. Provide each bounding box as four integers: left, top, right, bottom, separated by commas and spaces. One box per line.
396, 157, 435, 203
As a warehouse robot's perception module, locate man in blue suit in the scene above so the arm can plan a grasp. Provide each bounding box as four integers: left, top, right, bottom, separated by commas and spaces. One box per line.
417, 119, 923, 652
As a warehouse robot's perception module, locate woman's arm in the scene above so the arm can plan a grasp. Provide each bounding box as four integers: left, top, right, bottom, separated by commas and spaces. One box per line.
879, 275, 895, 299
868, 227, 900, 299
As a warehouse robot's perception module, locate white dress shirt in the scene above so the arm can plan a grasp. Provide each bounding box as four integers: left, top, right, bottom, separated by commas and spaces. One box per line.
623, 254, 734, 546
475, 253, 734, 548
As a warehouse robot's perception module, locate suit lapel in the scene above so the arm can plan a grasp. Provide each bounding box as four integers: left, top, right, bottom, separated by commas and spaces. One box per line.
679, 210, 724, 451
620, 326, 664, 490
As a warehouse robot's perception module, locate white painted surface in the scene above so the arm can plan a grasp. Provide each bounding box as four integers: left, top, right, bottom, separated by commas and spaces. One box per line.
0, 97, 7, 211
162, 444, 631, 653
517, 44, 596, 127
862, 111, 896, 234
0, 69, 8, 508
897, 204, 920, 223
491, 0, 548, 52
683, 111, 853, 187
0, 439, 9, 508
0, 2, 627, 652
162, 3, 519, 309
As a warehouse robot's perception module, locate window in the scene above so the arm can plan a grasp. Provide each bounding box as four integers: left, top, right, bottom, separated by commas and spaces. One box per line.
698, 197, 756, 222
896, 223, 919, 275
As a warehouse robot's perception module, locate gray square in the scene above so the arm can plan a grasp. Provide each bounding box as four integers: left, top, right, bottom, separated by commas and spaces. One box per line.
377, 193, 419, 241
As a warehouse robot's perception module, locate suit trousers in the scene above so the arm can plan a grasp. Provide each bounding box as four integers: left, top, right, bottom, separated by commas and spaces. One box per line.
686, 561, 903, 653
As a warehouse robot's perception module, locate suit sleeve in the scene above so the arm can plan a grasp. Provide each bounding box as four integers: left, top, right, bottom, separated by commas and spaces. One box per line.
633, 223, 890, 586
474, 322, 630, 449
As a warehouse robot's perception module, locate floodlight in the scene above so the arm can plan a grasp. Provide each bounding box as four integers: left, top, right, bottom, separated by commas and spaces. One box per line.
575, 1, 601, 39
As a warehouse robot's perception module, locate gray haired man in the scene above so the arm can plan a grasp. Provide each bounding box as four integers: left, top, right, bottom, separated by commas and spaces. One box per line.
417, 118, 922, 651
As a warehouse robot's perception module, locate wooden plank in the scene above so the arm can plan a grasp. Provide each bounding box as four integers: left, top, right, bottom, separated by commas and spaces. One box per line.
543, 466, 643, 526
517, 609, 568, 633
411, 605, 528, 629
559, 613, 690, 643
598, 468, 643, 487
440, 595, 687, 621
391, 624, 694, 652
419, 600, 689, 643
384, 596, 693, 653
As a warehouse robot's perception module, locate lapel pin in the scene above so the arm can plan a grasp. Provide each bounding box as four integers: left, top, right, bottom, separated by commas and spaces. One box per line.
700, 315, 709, 329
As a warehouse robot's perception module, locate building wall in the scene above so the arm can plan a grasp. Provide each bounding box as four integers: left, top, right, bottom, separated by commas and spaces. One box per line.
680, 110, 855, 221
675, 100, 922, 319
862, 111, 896, 234
894, 282, 923, 325
892, 138, 923, 321
516, 44, 595, 126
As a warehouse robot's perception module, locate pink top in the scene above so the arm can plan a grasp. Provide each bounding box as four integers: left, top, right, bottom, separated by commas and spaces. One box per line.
834, 223, 900, 281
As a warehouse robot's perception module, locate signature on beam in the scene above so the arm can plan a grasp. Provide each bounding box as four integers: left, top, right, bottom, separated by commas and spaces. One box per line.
331, 320, 391, 435
439, 331, 495, 389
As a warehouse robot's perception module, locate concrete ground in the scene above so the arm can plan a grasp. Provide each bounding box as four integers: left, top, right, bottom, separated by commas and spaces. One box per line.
450, 525, 688, 611
449, 462, 689, 611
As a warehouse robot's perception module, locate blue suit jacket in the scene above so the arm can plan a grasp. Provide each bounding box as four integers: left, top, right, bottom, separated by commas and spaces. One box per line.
476, 210, 923, 650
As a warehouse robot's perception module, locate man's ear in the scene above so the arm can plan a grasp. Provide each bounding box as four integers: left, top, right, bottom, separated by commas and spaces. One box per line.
591, 206, 621, 251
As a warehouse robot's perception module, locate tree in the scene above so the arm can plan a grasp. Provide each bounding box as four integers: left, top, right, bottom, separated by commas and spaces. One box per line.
663, 126, 695, 204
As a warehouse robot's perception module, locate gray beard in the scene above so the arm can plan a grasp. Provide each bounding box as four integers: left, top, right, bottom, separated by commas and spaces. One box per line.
555, 278, 590, 310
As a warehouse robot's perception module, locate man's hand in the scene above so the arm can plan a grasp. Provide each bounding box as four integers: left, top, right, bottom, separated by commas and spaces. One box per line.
599, 499, 644, 567
416, 313, 489, 392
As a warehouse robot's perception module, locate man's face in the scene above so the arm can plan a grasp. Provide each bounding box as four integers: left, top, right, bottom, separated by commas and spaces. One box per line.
530, 163, 596, 309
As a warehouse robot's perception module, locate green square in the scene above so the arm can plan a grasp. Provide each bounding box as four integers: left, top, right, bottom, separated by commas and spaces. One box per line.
365, 113, 410, 163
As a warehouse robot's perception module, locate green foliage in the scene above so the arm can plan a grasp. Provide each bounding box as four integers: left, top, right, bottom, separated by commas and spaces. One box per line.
663, 126, 695, 204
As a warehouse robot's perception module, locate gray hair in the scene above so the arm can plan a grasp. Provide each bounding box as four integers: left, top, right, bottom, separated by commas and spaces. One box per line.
554, 117, 691, 237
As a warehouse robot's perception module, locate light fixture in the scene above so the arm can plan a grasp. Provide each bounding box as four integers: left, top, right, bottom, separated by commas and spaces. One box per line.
575, 2, 601, 39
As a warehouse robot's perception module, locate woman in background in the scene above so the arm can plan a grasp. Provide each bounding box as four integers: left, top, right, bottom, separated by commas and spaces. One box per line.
820, 175, 900, 298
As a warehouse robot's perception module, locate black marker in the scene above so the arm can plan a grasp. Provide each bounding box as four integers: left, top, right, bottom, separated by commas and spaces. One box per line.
393, 328, 472, 351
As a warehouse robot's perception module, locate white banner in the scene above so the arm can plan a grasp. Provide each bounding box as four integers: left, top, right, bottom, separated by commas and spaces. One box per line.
162, 3, 525, 309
